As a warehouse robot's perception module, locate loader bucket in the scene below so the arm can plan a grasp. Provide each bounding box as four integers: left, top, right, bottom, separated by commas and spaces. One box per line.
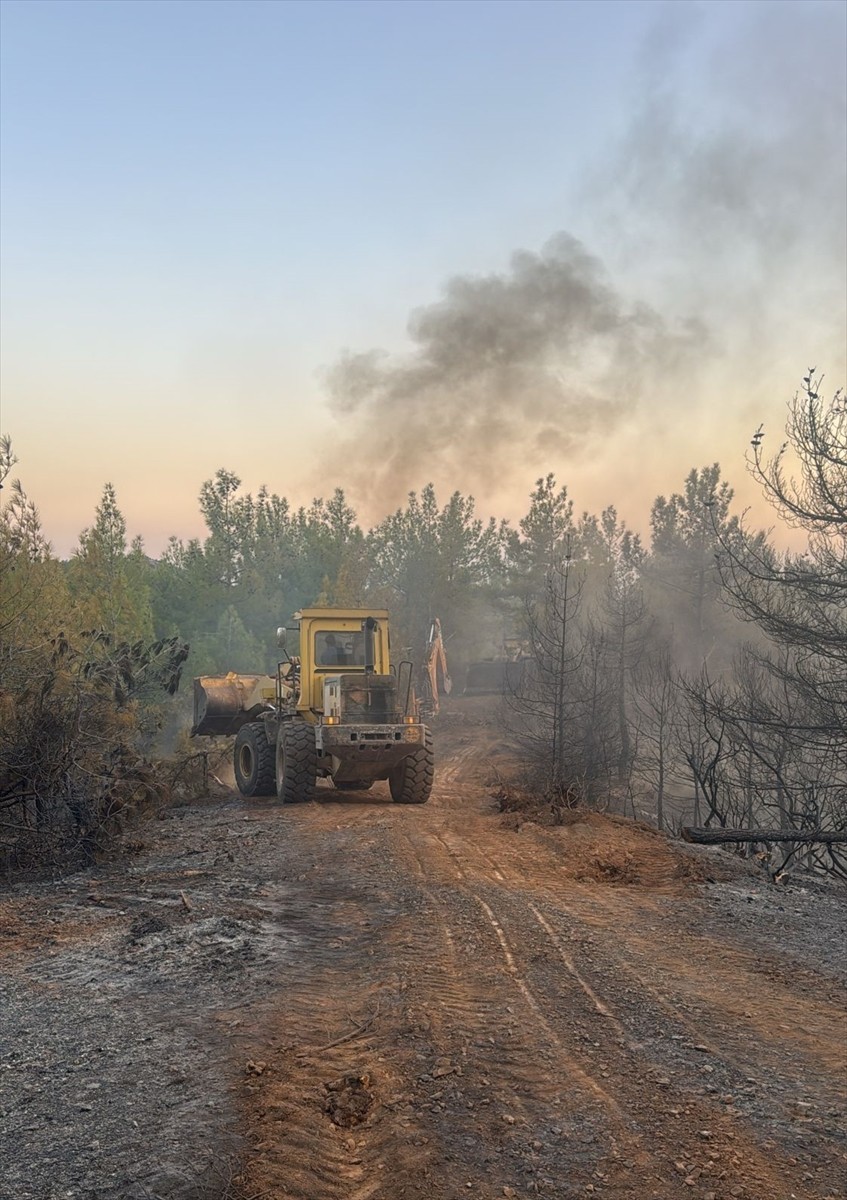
191, 673, 276, 737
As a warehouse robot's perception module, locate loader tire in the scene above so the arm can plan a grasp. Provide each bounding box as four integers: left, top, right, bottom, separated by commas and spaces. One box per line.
389, 729, 434, 805
276, 720, 316, 805
234, 722, 276, 797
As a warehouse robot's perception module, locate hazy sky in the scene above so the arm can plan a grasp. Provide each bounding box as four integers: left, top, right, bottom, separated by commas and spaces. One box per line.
1, 0, 845, 555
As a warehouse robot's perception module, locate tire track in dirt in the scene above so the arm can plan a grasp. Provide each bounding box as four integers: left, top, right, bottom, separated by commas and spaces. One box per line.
531, 874, 846, 1108
434, 806, 847, 1107
414, 755, 847, 1197
387, 838, 632, 1195
421, 826, 822, 1197
234, 716, 846, 1199
239, 804, 629, 1198
236, 911, 437, 1199
415, 823, 628, 1112
409, 825, 635, 1121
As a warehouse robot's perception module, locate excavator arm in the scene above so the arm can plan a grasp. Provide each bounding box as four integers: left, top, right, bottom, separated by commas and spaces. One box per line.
422, 618, 452, 717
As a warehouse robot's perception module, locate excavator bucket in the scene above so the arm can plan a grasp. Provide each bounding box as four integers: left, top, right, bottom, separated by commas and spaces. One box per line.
191, 673, 277, 737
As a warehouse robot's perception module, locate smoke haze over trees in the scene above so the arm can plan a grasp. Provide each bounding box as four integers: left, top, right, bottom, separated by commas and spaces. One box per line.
2, 372, 844, 876
316, 3, 845, 526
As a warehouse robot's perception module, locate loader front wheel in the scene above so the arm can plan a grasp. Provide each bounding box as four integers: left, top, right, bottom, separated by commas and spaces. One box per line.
276, 721, 316, 804
234, 722, 276, 797
389, 730, 434, 805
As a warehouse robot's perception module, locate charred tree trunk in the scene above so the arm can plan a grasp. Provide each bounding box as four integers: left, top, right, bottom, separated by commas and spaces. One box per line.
681, 827, 847, 846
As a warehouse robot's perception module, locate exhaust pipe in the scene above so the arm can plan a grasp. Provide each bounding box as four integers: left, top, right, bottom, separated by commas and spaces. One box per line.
363, 616, 377, 675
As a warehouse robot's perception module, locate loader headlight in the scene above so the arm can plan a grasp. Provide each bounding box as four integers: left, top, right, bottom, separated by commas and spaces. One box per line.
324, 715, 339, 725
404, 715, 416, 724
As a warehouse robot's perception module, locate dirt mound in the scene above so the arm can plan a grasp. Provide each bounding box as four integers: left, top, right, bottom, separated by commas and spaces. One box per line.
510, 809, 746, 892
324, 1071, 376, 1127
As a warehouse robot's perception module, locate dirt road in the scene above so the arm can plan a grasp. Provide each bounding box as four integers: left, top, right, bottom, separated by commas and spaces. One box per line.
2, 704, 845, 1200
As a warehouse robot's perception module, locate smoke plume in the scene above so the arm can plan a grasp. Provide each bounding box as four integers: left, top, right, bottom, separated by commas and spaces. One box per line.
324, 2, 845, 523
326, 233, 700, 511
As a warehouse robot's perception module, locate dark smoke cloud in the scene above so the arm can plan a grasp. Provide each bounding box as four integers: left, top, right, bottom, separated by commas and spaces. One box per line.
326, 233, 701, 510
324, 2, 845, 520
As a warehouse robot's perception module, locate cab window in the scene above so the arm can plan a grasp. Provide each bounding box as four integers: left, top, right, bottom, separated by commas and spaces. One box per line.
315, 631, 365, 668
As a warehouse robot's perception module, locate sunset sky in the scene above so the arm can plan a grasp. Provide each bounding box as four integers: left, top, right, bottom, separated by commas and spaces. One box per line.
1, 0, 845, 556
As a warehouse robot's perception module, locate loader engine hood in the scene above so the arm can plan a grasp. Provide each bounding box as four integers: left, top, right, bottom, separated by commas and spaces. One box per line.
323, 674, 401, 724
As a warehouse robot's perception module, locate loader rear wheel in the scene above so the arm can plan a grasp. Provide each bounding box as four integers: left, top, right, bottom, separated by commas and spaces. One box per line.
389, 730, 434, 805
234, 722, 276, 797
276, 721, 316, 805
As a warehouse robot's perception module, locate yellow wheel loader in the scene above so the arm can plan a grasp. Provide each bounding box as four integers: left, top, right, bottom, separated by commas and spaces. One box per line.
191, 608, 434, 805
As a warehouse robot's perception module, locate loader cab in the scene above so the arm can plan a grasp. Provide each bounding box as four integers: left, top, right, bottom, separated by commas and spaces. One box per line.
294, 607, 391, 715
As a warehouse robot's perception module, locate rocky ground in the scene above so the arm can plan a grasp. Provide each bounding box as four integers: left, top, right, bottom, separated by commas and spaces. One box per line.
1, 700, 845, 1200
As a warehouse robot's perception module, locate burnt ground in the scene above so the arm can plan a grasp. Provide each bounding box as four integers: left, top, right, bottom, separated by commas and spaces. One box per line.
1, 698, 845, 1200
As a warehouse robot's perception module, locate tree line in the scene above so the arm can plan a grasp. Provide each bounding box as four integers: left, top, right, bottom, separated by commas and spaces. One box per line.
1, 373, 844, 875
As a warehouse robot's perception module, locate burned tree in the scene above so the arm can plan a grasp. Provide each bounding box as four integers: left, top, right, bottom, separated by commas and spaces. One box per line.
503, 544, 587, 800
719, 374, 846, 756
631, 643, 684, 831
692, 373, 847, 875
